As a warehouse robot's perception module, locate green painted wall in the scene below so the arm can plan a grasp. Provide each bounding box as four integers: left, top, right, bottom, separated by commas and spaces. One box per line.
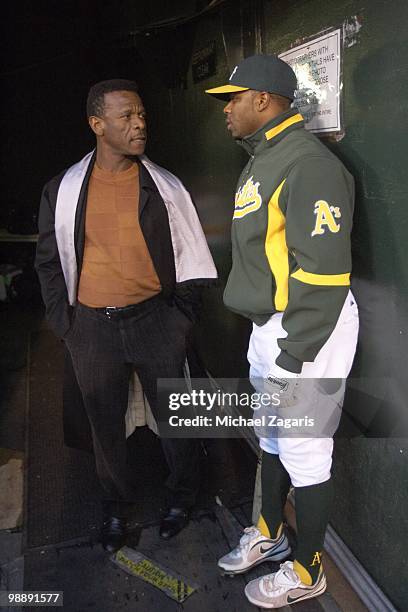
260, 2, 408, 608
136, 7, 254, 377
122, 1, 408, 606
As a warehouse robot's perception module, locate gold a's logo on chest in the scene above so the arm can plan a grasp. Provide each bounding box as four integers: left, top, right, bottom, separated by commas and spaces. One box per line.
233, 176, 263, 219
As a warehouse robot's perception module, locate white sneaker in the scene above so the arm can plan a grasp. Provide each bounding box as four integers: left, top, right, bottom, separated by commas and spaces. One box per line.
218, 526, 291, 575
244, 560, 327, 608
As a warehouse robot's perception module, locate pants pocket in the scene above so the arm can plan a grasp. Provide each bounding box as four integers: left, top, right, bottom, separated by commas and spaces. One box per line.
157, 303, 192, 346
63, 306, 79, 343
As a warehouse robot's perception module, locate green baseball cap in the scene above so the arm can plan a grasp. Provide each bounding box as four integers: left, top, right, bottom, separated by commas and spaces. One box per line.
206, 54, 297, 101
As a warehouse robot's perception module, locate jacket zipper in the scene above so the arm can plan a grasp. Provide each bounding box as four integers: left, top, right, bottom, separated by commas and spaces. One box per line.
246, 155, 255, 175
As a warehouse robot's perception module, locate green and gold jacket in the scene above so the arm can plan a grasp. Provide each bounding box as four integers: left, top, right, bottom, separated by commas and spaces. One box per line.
224, 108, 354, 373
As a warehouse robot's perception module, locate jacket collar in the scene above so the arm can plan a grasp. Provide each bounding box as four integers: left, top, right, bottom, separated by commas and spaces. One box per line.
138, 158, 160, 215
238, 108, 304, 156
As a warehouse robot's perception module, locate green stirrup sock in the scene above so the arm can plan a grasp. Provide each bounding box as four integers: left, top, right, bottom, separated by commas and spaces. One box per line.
294, 478, 333, 584
258, 452, 291, 538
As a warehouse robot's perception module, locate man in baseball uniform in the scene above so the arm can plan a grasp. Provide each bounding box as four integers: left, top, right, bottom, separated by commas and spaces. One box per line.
206, 55, 359, 607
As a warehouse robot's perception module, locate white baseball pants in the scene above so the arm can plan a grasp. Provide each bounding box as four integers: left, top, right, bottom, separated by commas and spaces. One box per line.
248, 292, 359, 487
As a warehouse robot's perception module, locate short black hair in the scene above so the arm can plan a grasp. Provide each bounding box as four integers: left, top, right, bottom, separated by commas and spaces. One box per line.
86, 79, 139, 117
269, 92, 292, 110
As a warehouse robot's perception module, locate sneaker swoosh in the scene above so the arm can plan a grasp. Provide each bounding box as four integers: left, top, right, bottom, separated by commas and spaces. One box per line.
247, 539, 288, 564
249, 540, 274, 554
259, 544, 276, 554
287, 590, 311, 604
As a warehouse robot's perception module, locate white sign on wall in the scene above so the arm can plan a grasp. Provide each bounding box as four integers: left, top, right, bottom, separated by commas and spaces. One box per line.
279, 29, 341, 133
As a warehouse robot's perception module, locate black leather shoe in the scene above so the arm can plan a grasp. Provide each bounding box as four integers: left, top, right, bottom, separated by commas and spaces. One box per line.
100, 515, 127, 553
159, 507, 189, 539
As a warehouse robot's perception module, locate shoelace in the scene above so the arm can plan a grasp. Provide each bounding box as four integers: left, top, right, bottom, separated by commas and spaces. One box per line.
231, 526, 261, 557
262, 562, 299, 594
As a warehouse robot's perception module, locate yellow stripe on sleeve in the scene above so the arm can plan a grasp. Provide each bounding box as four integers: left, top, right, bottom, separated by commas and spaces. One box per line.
291, 269, 351, 286
265, 180, 289, 311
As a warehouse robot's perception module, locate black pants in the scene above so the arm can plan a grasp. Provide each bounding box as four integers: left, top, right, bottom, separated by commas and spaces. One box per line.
64, 297, 200, 511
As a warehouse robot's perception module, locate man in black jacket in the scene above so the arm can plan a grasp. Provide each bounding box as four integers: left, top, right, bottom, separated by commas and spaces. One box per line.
35, 79, 217, 551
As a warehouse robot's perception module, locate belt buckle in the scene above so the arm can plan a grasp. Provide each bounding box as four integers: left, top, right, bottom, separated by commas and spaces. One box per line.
105, 306, 117, 319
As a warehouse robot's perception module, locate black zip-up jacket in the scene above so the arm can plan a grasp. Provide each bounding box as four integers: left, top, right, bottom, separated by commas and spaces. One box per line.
35, 154, 200, 338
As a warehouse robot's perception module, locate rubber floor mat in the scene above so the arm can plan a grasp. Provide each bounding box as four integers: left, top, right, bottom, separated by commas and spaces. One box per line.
25, 330, 103, 548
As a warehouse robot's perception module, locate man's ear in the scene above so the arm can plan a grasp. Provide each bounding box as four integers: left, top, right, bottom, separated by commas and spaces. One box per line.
256, 92, 270, 112
88, 116, 104, 137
